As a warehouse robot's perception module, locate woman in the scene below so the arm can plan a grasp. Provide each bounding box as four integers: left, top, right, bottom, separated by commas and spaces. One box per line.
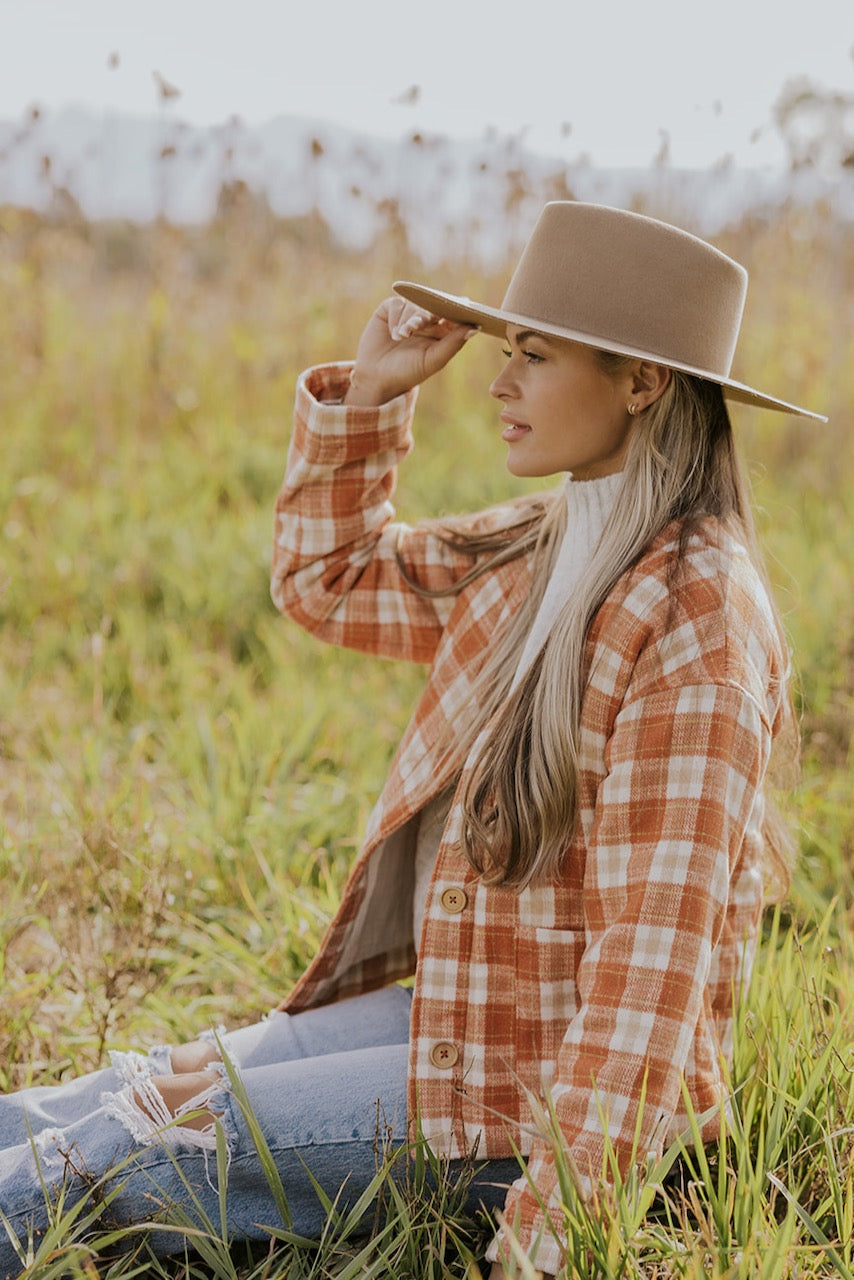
0, 203, 824, 1278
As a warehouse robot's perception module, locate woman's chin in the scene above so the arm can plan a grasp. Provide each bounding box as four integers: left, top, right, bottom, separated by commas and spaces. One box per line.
505, 452, 554, 479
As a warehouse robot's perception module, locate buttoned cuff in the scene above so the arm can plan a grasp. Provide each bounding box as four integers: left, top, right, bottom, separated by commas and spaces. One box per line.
293, 363, 418, 466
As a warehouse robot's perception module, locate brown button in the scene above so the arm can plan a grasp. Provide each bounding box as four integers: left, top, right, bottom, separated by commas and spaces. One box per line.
439, 886, 468, 915
429, 1041, 459, 1069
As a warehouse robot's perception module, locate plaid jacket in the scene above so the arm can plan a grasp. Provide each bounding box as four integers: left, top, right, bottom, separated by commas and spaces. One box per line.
271, 363, 786, 1271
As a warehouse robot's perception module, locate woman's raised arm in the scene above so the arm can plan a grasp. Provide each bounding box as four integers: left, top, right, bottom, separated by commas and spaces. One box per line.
270, 301, 488, 663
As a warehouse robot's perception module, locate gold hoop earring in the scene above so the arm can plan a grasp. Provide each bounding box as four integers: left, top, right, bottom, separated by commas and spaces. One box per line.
628, 402, 639, 416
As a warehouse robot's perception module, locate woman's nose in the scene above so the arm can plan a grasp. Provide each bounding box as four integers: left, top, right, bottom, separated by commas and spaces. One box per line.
489, 365, 514, 400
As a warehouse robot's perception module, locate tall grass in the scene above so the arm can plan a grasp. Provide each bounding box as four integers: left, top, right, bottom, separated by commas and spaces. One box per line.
0, 191, 851, 1276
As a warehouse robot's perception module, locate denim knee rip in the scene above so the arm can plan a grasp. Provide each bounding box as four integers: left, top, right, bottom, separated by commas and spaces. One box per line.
198, 1024, 229, 1052
33, 1126, 71, 1171
102, 1048, 235, 1158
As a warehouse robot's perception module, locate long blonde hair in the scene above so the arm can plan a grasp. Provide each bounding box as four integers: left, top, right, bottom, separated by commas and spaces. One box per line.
404, 357, 796, 894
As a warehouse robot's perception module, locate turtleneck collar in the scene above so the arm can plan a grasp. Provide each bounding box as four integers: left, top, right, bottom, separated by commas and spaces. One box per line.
510, 470, 623, 691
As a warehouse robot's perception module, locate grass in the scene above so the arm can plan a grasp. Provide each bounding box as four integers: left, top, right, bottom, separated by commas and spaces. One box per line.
0, 193, 852, 1275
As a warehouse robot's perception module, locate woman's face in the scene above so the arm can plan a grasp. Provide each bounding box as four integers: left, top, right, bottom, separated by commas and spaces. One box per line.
489, 326, 637, 479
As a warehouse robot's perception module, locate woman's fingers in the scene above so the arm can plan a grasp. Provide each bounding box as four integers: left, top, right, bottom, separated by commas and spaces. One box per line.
377, 296, 473, 347
387, 297, 470, 342
390, 310, 426, 341
392, 308, 478, 357
419, 318, 478, 376
390, 305, 443, 342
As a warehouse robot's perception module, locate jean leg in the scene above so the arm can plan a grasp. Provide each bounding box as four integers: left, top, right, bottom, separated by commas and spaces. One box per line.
211, 1040, 411, 1241
0, 1039, 409, 1271
0, 985, 412, 1153
198, 984, 414, 1071
0, 1064, 126, 1150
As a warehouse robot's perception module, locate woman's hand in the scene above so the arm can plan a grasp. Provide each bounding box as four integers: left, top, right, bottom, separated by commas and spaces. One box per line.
343, 297, 477, 406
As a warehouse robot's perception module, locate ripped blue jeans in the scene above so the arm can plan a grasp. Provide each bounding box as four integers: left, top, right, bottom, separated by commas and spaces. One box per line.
0, 986, 518, 1274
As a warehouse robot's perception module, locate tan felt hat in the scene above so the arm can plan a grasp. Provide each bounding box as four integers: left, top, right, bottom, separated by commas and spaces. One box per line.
394, 202, 826, 421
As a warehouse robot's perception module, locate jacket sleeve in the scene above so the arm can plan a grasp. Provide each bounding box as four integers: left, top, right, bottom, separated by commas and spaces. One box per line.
493, 678, 772, 1274
271, 363, 493, 664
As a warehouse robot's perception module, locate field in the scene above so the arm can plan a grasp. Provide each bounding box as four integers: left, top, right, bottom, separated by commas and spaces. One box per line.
0, 189, 852, 1277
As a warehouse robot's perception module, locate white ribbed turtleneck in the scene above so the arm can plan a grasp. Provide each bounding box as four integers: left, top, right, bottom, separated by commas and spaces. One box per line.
510, 470, 622, 691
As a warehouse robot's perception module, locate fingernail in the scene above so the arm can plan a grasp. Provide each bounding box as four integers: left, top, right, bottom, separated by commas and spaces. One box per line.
462, 326, 480, 341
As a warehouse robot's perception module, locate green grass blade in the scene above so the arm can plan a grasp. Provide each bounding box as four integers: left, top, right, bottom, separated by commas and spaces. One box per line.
767, 1172, 853, 1280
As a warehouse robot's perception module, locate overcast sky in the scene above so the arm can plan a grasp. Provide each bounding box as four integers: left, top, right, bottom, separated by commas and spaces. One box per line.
2, 0, 852, 168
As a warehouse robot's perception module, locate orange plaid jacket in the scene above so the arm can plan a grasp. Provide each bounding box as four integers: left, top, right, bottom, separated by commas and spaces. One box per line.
271, 364, 787, 1270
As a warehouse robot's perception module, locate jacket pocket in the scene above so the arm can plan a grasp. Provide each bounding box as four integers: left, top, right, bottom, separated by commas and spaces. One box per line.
514, 927, 583, 1076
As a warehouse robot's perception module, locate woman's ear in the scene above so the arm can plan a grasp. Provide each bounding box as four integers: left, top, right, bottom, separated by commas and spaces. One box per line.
631, 362, 671, 410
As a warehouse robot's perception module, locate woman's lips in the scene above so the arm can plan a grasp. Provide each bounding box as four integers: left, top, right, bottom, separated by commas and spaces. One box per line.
500, 413, 532, 442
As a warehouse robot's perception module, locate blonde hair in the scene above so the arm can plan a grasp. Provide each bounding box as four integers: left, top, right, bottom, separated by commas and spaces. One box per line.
405, 358, 796, 894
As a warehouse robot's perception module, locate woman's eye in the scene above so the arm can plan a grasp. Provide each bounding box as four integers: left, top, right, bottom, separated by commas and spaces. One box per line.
501, 347, 544, 363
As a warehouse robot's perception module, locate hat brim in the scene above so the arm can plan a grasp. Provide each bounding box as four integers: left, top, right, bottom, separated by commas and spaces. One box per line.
393, 281, 827, 423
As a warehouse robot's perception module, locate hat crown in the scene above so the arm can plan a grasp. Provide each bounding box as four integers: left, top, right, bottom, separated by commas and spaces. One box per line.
501, 202, 747, 377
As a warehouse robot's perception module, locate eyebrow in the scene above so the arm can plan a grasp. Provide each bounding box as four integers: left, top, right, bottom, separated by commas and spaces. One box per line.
508, 328, 559, 347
